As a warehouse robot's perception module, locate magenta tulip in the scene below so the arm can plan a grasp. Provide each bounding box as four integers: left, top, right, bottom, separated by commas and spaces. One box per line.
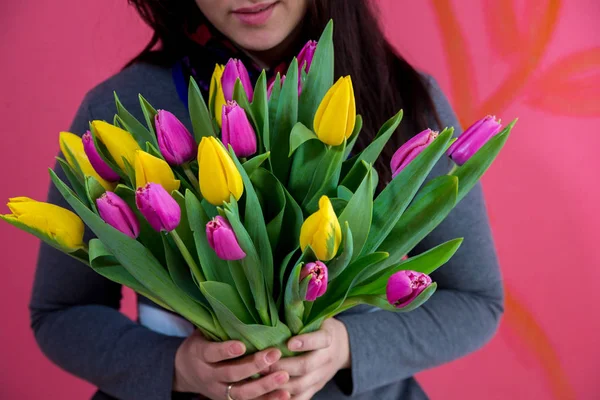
297, 40, 317, 73
206, 216, 246, 261
386, 270, 432, 308
82, 131, 120, 181
96, 192, 140, 238
155, 110, 196, 165
221, 58, 254, 102
300, 261, 328, 301
391, 129, 438, 178
135, 183, 180, 232
221, 101, 257, 157
447, 115, 502, 166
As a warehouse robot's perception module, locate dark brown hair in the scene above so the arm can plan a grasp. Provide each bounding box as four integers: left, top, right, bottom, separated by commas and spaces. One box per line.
127, 0, 440, 182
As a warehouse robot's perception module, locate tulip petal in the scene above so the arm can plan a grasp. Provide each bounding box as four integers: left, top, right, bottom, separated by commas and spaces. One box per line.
314, 77, 344, 136
60, 132, 115, 191
134, 150, 181, 194
155, 110, 196, 165
92, 121, 141, 170
315, 78, 350, 146
344, 77, 356, 138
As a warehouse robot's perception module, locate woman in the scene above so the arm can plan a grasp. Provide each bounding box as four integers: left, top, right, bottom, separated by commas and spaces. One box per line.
30, 1, 504, 399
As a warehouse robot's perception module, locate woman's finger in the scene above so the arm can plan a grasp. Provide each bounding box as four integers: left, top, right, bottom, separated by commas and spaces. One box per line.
255, 389, 290, 400
287, 329, 332, 352
215, 348, 282, 382
280, 372, 319, 395
198, 339, 246, 363
270, 350, 330, 377
229, 371, 289, 400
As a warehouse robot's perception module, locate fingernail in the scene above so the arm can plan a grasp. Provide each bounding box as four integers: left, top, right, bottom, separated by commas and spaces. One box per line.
266, 349, 281, 363
288, 339, 302, 350
276, 372, 288, 384
230, 343, 244, 355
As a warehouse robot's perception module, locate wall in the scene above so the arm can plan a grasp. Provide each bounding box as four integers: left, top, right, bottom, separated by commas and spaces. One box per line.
0, 0, 598, 399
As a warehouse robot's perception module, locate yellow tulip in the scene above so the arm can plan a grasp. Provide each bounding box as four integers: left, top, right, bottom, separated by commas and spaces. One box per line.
313, 76, 356, 146
91, 120, 141, 170
197, 136, 244, 206
59, 132, 115, 191
209, 64, 227, 127
1, 197, 85, 252
134, 150, 181, 194
300, 196, 342, 261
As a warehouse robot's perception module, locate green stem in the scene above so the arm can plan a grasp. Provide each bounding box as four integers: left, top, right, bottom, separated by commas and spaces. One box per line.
448, 163, 459, 175
170, 230, 206, 283
182, 163, 202, 195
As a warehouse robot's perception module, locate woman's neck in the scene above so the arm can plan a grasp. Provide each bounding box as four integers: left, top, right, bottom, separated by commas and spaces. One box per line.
243, 23, 304, 70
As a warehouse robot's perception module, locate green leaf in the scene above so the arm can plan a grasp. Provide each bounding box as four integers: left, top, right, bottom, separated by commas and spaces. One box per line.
451, 120, 516, 203
373, 175, 459, 276
298, 20, 334, 128
270, 58, 299, 183
288, 140, 326, 202
343, 115, 363, 160
284, 262, 305, 335
56, 157, 89, 207
200, 282, 254, 326
289, 122, 319, 156
330, 198, 348, 215
251, 71, 269, 152
188, 77, 215, 140
340, 110, 403, 189
303, 141, 346, 212
326, 222, 353, 280
228, 260, 261, 323
50, 170, 223, 338
138, 94, 158, 138
278, 248, 299, 299
351, 238, 463, 296
201, 282, 293, 355
113, 92, 157, 149
172, 191, 196, 258
242, 152, 270, 177
85, 176, 106, 214
251, 168, 286, 252
89, 239, 173, 311
363, 128, 453, 255
161, 235, 207, 305
337, 186, 353, 202
122, 157, 136, 189
267, 73, 282, 141
338, 164, 374, 259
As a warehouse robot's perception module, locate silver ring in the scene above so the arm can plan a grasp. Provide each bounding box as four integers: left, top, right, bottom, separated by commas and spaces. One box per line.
226, 383, 236, 400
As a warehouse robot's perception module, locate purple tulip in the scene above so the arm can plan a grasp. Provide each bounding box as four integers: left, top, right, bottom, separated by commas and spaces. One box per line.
221, 101, 257, 157
135, 183, 180, 232
391, 129, 438, 178
155, 110, 197, 165
297, 40, 317, 73
447, 115, 503, 166
96, 192, 140, 238
206, 216, 246, 261
300, 261, 328, 301
82, 131, 120, 181
386, 270, 432, 308
222, 58, 254, 102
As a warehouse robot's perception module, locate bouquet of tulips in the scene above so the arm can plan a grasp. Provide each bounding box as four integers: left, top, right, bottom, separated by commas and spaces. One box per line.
1, 22, 515, 352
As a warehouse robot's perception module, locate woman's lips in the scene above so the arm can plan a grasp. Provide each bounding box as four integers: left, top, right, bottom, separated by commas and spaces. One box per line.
232, 2, 278, 26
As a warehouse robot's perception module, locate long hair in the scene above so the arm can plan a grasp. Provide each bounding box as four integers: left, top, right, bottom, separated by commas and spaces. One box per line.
127, 0, 440, 183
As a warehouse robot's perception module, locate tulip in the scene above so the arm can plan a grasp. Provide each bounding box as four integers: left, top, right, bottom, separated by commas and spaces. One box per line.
134, 150, 181, 194
221, 101, 257, 157
267, 74, 286, 99
210, 64, 227, 127
91, 120, 141, 170
313, 76, 356, 146
390, 129, 439, 178
221, 58, 254, 102
297, 40, 317, 73
447, 115, 503, 166
155, 110, 196, 165
386, 270, 432, 308
96, 192, 140, 238
82, 131, 120, 181
205, 216, 246, 261
197, 136, 244, 206
300, 196, 342, 261
59, 132, 115, 191
1, 197, 84, 252
300, 261, 328, 301
135, 183, 181, 232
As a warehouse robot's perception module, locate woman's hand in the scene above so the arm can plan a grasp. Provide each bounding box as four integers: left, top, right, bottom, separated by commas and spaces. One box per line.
174, 330, 291, 400
270, 318, 351, 400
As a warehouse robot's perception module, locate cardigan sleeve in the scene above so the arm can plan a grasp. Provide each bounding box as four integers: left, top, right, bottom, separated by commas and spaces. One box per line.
29, 93, 186, 400
335, 77, 504, 395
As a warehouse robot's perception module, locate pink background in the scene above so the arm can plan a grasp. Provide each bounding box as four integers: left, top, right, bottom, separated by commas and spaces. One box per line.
1, 0, 598, 399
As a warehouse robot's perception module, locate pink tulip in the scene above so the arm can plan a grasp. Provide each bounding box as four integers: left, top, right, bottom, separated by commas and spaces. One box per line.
222, 58, 254, 102
135, 183, 180, 232
221, 101, 257, 158
206, 216, 246, 261
386, 270, 432, 308
96, 192, 140, 238
447, 115, 502, 166
297, 40, 317, 73
155, 110, 196, 165
82, 131, 120, 181
300, 261, 328, 301
391, 129, 438, 178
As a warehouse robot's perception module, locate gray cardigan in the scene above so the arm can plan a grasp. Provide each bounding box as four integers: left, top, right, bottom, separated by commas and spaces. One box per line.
29, 62, 504, 400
